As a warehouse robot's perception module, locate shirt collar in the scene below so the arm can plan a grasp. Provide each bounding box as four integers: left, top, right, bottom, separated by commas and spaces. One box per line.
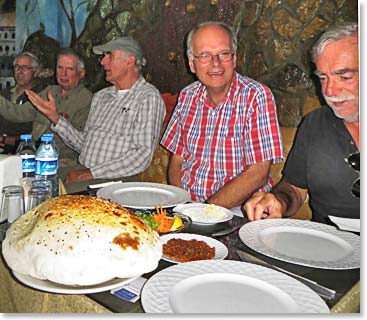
110, 76, 144, 97
196, 72, 239, 109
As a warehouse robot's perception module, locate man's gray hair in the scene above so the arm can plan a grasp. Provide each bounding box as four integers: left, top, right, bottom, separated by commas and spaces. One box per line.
14, 51, 40, 69
186, 21, 238, 57
312, 22, 358, 62
57, 48, 86, 70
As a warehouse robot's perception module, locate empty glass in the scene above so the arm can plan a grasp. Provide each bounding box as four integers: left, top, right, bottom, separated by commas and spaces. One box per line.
1, 185, 25, 223
28, 186, 51, 211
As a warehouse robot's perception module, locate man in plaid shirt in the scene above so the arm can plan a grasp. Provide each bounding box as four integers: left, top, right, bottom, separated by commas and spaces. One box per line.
27, 37, 165, 192
161, 21, 283, 211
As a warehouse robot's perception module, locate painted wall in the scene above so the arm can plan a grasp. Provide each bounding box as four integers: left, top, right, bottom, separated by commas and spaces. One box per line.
16, 0, 94, 50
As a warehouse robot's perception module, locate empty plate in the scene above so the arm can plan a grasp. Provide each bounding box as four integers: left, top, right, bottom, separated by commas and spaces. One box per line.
141, 260, 329, 313
97, 182, 191, 209
239, 219, 360, 269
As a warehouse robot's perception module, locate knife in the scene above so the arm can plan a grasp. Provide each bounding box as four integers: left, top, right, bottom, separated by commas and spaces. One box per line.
236, 250, 336, 300
211, 224, 243, 237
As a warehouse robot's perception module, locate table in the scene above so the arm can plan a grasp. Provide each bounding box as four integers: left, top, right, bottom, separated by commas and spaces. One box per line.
0, 199, 360, 313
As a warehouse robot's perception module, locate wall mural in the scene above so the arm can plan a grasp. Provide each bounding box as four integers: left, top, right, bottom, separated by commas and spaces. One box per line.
17, 0, 95, 50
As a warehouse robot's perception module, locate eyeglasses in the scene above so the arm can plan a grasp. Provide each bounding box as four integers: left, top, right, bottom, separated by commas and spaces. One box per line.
346, 152, 360, 198
192, 51, 234, 64
14, 65, 34, 72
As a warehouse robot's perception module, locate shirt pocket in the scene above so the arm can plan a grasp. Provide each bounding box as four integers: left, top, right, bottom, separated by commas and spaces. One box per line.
215, 127, 244, 171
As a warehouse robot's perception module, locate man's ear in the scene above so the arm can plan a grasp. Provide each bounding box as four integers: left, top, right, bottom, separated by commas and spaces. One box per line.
79, 69, 86, 79
34, 68, 41, 78
127, 55, 136, 67
188, 57, 196, 74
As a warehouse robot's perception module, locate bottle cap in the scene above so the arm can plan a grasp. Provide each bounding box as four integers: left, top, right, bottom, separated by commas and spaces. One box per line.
20, 134, 32, 140
40, 134, 53, 142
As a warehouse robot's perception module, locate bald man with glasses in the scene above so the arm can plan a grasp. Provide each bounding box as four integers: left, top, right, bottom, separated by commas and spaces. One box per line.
161, 21, 283, 215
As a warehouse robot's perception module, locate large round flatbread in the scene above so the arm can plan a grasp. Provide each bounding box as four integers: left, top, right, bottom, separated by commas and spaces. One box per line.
2, 195, 162, 286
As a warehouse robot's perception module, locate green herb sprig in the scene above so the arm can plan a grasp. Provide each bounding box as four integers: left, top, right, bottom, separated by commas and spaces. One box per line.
135, 211, 160, 229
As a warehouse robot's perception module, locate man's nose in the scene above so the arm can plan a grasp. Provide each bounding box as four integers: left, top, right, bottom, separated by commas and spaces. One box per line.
324, 78, 341, 97
100, 55, 108, 65
211, 54, 221, 65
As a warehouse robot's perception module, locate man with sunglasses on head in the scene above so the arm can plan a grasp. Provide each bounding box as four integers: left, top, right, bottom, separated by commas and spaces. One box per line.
245, 22, 359, 225
161, 21, 283, 214
26, 37, 166, 192
0, 52, 46, 153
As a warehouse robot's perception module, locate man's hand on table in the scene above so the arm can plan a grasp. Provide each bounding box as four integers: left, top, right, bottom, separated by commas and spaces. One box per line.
65, 169, 93, 183
244, 192, 285, 221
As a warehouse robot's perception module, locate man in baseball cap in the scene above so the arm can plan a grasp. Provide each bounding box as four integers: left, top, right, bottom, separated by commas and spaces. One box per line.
93, 36, 147, 67
27, 36, 166, 193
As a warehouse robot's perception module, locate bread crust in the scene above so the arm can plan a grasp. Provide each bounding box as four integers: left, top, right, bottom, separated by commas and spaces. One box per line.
2, 195, 162, 285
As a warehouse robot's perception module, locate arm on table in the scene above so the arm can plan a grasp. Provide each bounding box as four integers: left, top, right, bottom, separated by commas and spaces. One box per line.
65, 169, 93, 183
244, 178, 308, 221
206, 160, 272, 209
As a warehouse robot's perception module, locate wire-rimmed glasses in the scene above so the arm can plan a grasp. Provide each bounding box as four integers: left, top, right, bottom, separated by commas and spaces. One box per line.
14, 64, 34, 72
192, 51, 234, 64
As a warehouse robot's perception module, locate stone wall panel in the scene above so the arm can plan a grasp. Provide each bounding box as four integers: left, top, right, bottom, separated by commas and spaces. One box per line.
23, 0, 356, 128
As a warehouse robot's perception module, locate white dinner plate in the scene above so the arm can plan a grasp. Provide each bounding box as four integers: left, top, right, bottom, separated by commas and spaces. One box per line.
173, 203, 233, 225
96, 182, 191, 209
239, 219, 360, 269
141, 260, 329, 313
160, 233, 228, 263
13, 271, 139, 294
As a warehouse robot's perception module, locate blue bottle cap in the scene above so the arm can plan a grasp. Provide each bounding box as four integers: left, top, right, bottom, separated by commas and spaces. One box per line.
20, 134, 32, 140
40, 134, 53, 142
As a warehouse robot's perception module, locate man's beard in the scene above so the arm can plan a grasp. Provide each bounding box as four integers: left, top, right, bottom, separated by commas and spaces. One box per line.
324, 94, 359, 123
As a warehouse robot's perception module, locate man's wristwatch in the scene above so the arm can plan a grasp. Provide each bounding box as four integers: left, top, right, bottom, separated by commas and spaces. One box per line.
1, 133, 7, 144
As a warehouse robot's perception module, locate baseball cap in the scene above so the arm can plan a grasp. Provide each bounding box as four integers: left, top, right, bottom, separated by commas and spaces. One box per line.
93, 36, 146, 66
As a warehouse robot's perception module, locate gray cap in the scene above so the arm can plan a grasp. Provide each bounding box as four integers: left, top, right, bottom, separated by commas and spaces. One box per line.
93, 36, 146, 66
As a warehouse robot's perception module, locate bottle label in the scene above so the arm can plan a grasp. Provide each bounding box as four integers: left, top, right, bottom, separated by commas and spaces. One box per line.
36, 157, 58, 176
21, 155, 36, 173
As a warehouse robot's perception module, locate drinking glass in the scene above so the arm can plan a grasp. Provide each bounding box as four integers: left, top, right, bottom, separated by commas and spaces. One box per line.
28, 186, 51, 211
1, 185, 25, 223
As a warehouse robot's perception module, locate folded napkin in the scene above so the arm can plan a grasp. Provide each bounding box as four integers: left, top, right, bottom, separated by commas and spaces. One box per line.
88, 180, 122, 189
329, 216, 360, 233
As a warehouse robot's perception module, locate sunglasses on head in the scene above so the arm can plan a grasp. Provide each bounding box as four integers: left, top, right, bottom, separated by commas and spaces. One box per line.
346, 152, 360, 198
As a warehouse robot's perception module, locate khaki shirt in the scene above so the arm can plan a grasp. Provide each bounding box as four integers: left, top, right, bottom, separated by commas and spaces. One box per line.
0, 83, 92, 166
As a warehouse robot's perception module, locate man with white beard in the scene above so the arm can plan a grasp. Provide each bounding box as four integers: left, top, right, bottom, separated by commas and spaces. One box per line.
244, 22, 359, 224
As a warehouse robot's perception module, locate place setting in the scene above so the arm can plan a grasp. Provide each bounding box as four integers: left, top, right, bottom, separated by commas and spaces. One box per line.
140, 259, 330, 313
238, 219, 360, 270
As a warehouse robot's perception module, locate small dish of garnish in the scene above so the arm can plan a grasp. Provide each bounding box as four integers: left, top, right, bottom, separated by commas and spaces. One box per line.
136, 207, 191, 234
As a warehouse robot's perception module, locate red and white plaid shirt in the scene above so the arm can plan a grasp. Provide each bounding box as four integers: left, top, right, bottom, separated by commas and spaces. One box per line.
161, 73, 283, 201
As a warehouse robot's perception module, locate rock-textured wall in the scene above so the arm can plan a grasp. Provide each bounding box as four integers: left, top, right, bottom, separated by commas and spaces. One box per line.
26, 0, 358, 127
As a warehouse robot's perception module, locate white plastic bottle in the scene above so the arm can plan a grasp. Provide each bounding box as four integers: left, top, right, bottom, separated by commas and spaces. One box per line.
16, 134, 36, 178
35, 134, 59, 197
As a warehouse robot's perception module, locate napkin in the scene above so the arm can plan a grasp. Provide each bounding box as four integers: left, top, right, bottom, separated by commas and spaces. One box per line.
328, 216, 360, 233
110, 277, 147, 303
88, 180, 122, 189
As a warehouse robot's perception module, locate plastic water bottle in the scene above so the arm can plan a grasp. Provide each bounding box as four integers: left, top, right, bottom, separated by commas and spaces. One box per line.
16, 134, 36, 178
35, 133, 59, 197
